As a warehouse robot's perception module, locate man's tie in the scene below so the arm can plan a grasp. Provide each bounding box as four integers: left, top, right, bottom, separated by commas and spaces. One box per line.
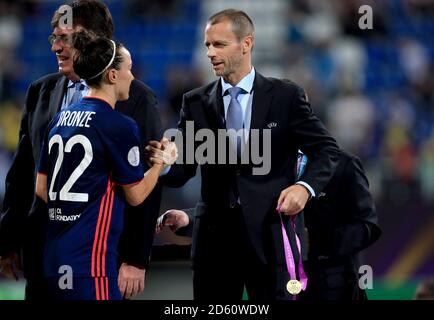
69, 82, 85, 106
226, 87, 245, 156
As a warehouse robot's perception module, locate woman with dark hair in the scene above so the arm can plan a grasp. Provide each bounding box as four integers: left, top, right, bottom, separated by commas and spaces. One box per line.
34, 33, 176, 300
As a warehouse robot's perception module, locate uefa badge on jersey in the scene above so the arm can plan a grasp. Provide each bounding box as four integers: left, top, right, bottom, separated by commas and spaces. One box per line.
128, 146, 140, 167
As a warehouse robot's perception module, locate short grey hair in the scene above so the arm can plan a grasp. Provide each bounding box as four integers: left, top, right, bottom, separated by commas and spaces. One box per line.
207, 9, 254, 42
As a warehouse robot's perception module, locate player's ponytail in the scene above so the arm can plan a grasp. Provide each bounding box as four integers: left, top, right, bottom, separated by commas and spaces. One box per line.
72, 31, 124, 88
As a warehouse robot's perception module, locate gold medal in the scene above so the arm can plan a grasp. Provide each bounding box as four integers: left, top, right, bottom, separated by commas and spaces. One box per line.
286, 279, 302, 295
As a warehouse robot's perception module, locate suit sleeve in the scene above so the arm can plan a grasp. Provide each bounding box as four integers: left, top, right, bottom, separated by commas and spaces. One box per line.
174, 207, 195, 237
37, 126, 50, 175
159, 93, 198, 187
332, 157, 381, 256
117, 85, 164, 269
290, 86, 340, 195
0, 83, 38, 256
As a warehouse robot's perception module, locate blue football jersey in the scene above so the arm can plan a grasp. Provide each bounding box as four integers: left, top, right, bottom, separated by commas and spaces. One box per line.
38, 97, 144, 278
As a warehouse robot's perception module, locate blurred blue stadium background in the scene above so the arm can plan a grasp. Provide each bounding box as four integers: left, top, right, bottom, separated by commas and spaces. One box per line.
1, 0, 434, 300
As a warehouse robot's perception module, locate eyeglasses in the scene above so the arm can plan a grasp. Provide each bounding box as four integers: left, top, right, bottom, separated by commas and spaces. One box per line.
48, 34, 71, 46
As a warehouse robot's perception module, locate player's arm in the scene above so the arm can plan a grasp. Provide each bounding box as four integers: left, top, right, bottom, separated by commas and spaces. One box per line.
118, 81, 164, 272
35, 173, 48, 203
121, 163, 165, 207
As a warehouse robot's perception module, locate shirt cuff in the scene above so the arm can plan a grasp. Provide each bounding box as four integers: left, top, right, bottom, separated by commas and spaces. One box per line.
159, 165, 171, 176
295, 181, 316, 198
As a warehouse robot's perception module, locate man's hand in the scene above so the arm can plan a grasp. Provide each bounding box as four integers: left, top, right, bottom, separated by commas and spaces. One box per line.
155, 209, 190, 233
277, 184, 310, 216
161, 140, 178, 165
145, 137, 178, 167
0, 252, 21, 280
118, 263, 145, 299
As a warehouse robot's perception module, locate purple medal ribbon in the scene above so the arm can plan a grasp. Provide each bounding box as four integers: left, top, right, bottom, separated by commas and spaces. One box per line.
277, 205, 308, 298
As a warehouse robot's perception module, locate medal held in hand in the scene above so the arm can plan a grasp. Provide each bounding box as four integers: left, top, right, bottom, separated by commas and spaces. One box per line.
277, 205, 308, 298
286, 279, 302, 295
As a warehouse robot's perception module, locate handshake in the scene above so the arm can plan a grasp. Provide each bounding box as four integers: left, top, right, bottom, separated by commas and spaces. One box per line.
145, 137, 179, 167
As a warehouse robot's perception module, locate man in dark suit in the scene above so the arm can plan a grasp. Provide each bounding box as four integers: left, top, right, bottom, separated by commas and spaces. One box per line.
0, 0, 162, 300
157, 151, 381, 300
299, 151, 381, 300
147, 9, 340, 301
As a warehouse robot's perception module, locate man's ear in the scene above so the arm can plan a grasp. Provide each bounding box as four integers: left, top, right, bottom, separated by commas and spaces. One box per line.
107, 68, 117, 84
243, 35, 253, 54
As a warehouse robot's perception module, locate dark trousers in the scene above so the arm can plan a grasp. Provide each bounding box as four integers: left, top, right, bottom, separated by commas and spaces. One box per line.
299, 256, 367, 300
25, 277, 52, 301
22, 209, 50, 301
191, 206, 294, 301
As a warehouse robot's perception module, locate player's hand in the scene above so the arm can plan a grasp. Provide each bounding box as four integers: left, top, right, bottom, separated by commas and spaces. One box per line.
161, 140, 178, 166
0, 252, 21, 280
145, 138, 178, 166
118, 263, 145, 299
145, 140, 164, 166
277, 184, 310, 216
155, 209, 190, 233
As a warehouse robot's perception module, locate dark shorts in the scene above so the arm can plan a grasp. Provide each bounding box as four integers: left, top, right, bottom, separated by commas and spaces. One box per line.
46, 276, 122, 300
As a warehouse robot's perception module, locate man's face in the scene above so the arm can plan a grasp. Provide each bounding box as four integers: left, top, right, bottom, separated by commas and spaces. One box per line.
50, 25, 82, 79
204, 20, 244, 79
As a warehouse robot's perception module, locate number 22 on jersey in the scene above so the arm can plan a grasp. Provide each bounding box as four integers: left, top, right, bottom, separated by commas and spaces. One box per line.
48, 134, 93, 202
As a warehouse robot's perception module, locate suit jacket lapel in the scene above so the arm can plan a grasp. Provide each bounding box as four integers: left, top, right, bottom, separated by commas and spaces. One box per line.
242, 72, 273, 159
250, 72, 273, 131
49, 76, 68, 118
204, 74, 273, 131
204, 80, 225, 129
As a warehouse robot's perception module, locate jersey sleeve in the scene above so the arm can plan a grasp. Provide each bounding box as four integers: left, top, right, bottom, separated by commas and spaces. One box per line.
107, 118, 144, 185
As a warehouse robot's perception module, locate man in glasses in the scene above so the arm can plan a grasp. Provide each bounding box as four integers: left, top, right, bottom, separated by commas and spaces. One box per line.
0, 0, 163, 300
